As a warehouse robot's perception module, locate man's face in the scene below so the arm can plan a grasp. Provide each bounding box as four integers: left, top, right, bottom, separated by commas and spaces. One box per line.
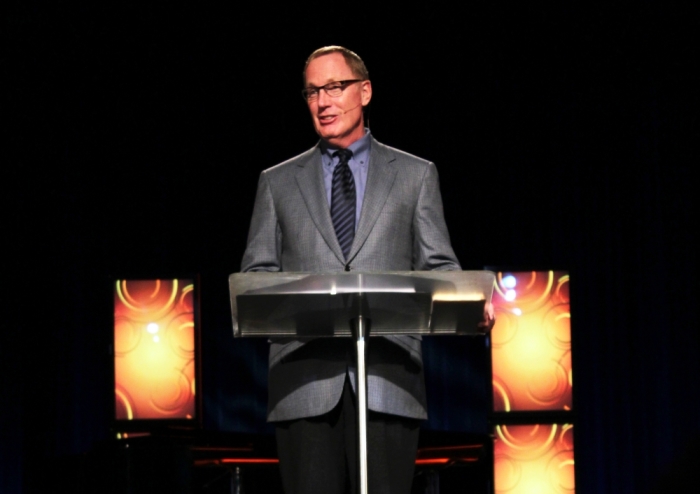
304, 52, 372, 148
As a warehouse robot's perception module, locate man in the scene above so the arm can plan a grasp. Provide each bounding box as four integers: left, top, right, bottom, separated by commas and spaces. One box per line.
241, 46, 492, 494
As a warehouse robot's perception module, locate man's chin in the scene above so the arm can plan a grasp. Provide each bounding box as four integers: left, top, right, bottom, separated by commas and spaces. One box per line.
315, 126, 340, 141
315, 124, 362, 147
318, 131, 343, 147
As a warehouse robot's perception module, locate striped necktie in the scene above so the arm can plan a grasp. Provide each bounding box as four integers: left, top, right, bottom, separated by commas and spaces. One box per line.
331, 149, 356, 260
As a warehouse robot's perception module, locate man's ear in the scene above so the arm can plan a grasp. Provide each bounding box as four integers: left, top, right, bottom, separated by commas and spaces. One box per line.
361, 80, 372, 107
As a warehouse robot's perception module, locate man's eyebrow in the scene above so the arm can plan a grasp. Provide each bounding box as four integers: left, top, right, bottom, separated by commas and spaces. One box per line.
306, 79, 344, 88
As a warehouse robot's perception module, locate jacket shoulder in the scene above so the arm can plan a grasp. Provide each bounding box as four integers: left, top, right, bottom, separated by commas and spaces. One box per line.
372, 139, 433, 168
262, 145, 319, 178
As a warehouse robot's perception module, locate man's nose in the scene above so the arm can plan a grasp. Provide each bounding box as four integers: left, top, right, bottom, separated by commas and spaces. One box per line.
317, 88, 331, 107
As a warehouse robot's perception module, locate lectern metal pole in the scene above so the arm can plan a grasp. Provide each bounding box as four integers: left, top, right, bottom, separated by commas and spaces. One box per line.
355, 314, 369, 494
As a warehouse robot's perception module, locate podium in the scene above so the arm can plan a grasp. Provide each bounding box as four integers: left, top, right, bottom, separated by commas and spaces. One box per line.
229, 271, 495, 494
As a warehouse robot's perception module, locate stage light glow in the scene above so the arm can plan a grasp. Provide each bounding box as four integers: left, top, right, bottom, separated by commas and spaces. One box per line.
505, 289, 516, 301
502, 275, 517, 289
491, 271, 572, 412
114, 279, 195, 420
494, 423, 575, 494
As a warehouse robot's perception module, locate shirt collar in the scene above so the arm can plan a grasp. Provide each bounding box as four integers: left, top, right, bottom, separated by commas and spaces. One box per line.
320, 128, 372, 164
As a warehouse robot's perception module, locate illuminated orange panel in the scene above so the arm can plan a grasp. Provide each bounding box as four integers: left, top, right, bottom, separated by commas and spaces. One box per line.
494, 423, 575, 493
491, 271, 572, 412
114, 279, 195, 420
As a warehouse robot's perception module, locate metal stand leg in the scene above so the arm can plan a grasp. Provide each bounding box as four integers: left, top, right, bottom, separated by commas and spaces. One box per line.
230, 466, 243, 494
355, 315, 369, 494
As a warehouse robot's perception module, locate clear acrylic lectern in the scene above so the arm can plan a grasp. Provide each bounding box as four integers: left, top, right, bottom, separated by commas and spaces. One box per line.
229, 271, 495, 494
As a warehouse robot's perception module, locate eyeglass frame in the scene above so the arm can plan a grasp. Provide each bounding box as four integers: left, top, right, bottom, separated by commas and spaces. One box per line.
301, 79, 364, 101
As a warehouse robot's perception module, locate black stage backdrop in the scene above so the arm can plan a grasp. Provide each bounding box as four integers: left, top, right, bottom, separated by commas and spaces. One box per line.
3, 3, 696, 494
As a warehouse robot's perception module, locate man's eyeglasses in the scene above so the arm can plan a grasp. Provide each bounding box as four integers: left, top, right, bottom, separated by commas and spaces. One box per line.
302, 80, 363, 101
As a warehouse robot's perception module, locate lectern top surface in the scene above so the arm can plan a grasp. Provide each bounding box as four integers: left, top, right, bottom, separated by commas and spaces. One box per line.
232, 270, 491, 292
229, 271, 495, 337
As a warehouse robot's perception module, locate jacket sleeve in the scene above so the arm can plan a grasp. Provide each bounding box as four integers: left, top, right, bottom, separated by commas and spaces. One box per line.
412, 162, 461, 271
241, 170, 283, 273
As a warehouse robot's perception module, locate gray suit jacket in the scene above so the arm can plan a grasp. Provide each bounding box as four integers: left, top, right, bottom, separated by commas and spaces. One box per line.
241, 136, 460, 422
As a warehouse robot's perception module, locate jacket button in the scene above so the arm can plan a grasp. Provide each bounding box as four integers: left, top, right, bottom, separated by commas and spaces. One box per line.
344, 265, 351, 272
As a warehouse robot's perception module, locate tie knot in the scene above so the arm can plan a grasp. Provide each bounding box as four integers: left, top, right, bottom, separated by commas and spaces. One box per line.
333, 149, 353, 165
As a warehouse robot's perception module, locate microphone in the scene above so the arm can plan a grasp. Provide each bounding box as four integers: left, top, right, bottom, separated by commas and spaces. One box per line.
337, 103, 362, 115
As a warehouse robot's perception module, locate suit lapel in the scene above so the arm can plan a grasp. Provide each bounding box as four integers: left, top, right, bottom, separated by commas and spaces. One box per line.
349, 139, 397, 260
294, 146, 346, 264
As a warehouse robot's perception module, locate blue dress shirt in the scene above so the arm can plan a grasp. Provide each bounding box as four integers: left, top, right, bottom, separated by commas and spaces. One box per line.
321, 129, 371, 230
